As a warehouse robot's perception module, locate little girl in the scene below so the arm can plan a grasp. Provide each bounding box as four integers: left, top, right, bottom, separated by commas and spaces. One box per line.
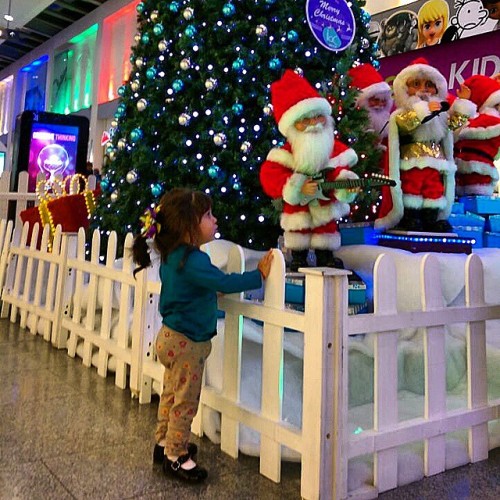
133, 188, 273, 483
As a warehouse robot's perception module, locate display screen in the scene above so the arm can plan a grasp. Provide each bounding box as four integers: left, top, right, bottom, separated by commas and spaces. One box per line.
28, 122, 79, 191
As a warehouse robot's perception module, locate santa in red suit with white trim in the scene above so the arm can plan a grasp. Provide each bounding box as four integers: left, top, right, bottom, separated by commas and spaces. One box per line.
259, 69, 359, 272
454, 75, 500, 196
374, 57, 476, 232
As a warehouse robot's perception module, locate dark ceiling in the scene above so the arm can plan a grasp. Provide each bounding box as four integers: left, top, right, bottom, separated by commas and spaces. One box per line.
0, 0, 109, 72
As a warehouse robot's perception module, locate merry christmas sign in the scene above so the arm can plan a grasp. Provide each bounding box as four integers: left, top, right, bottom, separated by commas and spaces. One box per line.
306, 0, 356, 51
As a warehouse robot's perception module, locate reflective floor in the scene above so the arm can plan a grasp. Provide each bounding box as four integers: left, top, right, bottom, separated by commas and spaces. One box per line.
1, 318, 500, 499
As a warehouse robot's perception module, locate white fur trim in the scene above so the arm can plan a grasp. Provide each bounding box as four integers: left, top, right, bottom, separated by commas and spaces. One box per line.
283, 173, 308, 205
279, 97, 332, 137
402, 194, 424, 209
309, 201, 350, 227
456, 159, 498, 176
399, 157, 457, 173
458, 122, 500, 140
284, 231, 311, 250
327, 148, 358, 169
266, 147, 294, 168
310, 232, 341, 250
451, 98, 477, 118
481, 89, 500, 113
374, 184, 404, 230
458, 183, 496, 196
281, 211, 312, 231
356, 84, 391, 104
413, 101, 431, 122
422, 196, 447, 210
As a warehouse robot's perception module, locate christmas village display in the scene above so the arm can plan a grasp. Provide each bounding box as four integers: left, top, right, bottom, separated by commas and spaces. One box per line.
35, 0, 500, 312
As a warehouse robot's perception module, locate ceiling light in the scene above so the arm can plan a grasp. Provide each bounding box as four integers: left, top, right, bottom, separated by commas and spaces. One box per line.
3, 14, 13, 22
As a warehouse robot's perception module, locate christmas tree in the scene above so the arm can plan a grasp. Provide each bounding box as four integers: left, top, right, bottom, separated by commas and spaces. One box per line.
93, 0, 380, 250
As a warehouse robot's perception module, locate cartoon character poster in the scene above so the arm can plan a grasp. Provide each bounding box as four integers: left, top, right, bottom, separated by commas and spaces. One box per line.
371, 0, 498, 58
28, 122, 79, 191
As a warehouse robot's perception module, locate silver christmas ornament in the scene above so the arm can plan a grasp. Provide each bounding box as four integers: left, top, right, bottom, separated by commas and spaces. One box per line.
126, 170, 138, 183
137, 98, 148, 111
110, 190, 119, 202
213, 133, 227, 146
134, 33, 141, 43
158, 39, 168, 52
263, 103, 273, 116
178, 113, 191, 126
294, 67, 304, 77
135, 56, 144, 68
240, 141, 252, 154
130, 79, 140, 92
180, 58, 191, 70
110, 120, 118, 128
183, 7, 194, 20
150, 10, 159, 22
117, 138, 127, 150
256, 24, 268, 37
204, 77, 218, 90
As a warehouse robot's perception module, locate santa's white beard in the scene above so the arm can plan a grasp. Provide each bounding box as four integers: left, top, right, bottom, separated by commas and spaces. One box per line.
367, 107, 391, 139
405, 94, 449, 142
287, 118, 334, 175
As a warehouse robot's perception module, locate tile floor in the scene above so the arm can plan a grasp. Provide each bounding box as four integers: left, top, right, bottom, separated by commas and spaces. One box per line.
1, 318, 500, 499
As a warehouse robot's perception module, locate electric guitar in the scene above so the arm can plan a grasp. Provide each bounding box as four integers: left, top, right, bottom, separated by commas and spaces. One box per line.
300, 173, 397, 206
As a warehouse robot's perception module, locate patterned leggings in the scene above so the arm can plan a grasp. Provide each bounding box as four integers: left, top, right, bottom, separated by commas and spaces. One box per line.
154, 325, 212, 457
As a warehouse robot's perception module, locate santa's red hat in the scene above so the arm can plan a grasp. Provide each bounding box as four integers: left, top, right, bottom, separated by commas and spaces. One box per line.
271, 69, 332, 136
393, 57, 448, 107
348, 63, 391, 101
463, 75, 500, 112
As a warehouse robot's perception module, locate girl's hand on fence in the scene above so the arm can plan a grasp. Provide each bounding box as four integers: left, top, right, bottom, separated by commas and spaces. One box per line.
257, 250, 274, 280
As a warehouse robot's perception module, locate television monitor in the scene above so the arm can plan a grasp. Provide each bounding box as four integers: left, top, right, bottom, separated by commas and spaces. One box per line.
11, 111, 89, 192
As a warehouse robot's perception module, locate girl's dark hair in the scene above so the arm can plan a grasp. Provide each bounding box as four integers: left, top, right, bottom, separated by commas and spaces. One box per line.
132, 188, 212, 276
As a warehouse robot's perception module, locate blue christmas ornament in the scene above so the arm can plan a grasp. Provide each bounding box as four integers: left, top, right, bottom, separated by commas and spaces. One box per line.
373, 60, 380, 70
232, 57, 244, 72
151, 183, 164, 197
105, 144, 115, 154
208, 165, 220, 179
153, 23, 164, 36
130, 128, 143, 142
169, 1, 179, 12
268, 58, 281, 70
265, 0, 276, 4
361, 9, 371, 24
185, 25, 197, 38
141, 33, 150, 44
100, 177, 110, 191
117, 85, 126, 96
232, 181, 241, 190
117, 103, 126, 115
287, 30, 298, 42
232, 103, 243, 115
372, 42, 379, 52
172, 79, 184, 92
136, 2, 145, 14
146, 67, 157, 80
222, 3, 235, 16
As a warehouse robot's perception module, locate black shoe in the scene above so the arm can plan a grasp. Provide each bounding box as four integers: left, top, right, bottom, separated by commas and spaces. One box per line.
153, 442, 198, 464
290, 249, 309, 272
315, 250, 344, 269
432, 219, 453, 233
395, 208, 423, 232
163, 453, 208, 483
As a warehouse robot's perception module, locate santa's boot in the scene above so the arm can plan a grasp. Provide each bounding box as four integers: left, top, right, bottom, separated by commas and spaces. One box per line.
315, 249, 344, 269
421, 208, 453, 233
395, 208, 423, 232
290, 250, 309, 272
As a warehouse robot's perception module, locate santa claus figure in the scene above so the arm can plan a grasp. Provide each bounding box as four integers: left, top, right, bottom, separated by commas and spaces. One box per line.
454, 75, 500, 196
260, 69, 359, 272
374, 57, 476, 233
348, 63, 394, 220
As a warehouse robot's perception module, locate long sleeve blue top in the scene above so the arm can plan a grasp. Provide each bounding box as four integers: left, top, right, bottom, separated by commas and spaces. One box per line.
159, 245, 262, 342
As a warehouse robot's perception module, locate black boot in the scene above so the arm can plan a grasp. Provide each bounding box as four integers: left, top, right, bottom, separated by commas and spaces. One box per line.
290, 250, 309, 272
315, 249, 344, 269
395, 208, 423, 232
421, 208, 453, 233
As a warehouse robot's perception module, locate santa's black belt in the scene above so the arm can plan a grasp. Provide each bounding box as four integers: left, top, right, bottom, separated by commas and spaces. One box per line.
456, 147, 494, 162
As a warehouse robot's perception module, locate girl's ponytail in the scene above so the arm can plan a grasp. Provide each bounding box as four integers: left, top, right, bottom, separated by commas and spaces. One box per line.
132, 235, 151, 277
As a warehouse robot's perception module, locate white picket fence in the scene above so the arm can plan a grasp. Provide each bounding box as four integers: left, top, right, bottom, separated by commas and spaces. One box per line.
1, 217, 500, 499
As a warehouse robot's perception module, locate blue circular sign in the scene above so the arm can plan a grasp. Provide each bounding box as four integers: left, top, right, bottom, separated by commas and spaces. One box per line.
306, 0, 356, 52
